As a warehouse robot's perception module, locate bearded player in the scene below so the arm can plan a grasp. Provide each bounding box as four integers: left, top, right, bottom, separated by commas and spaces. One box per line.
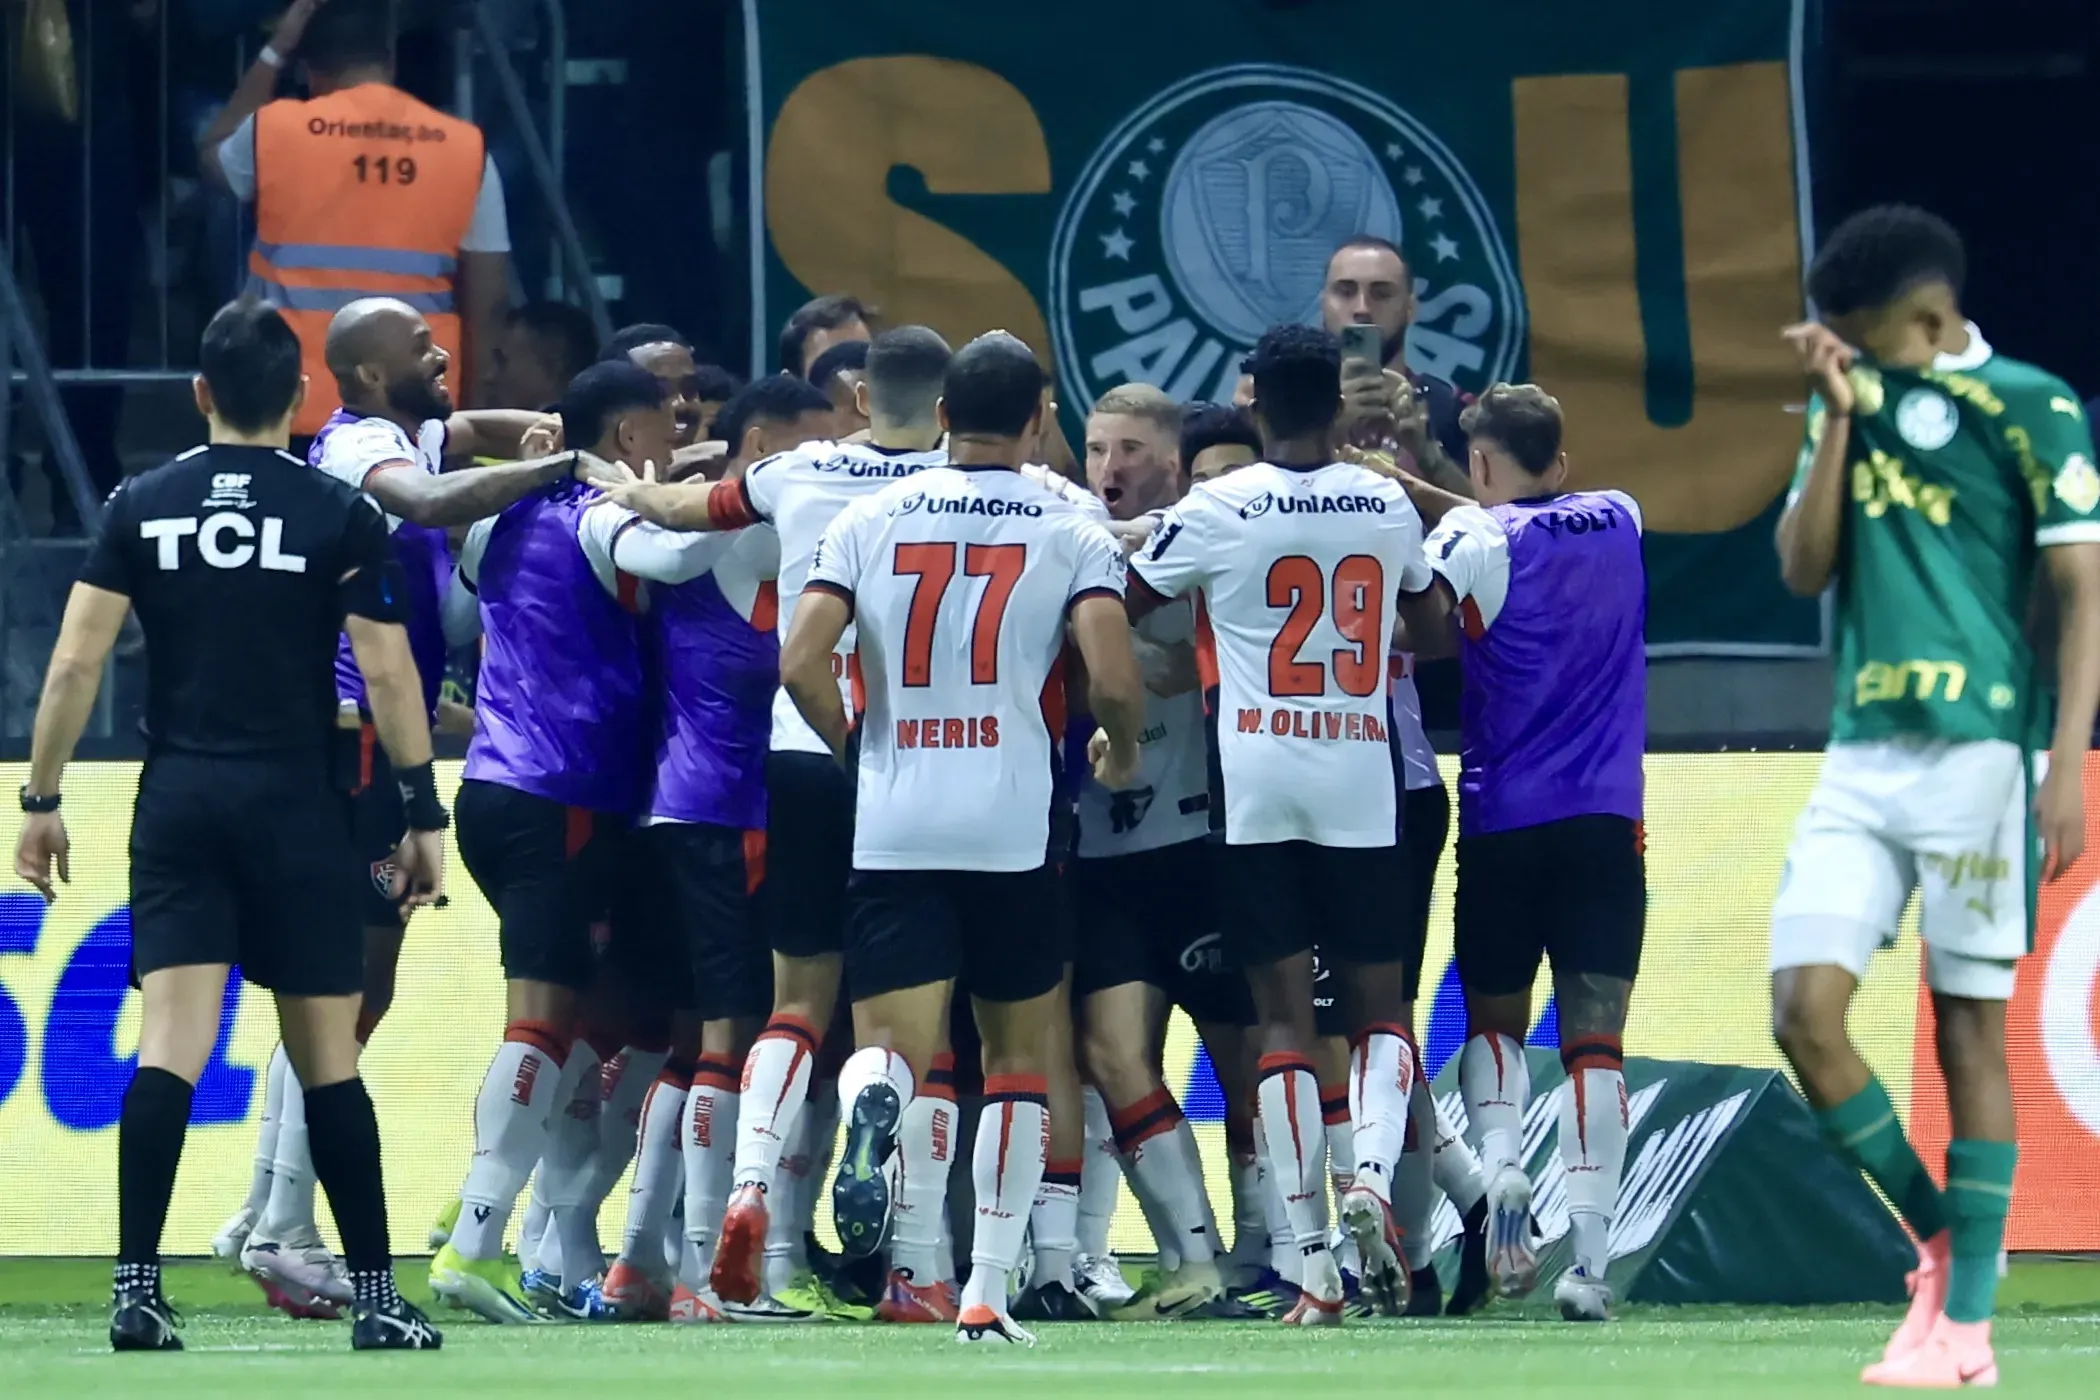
1769, 206, 2100, 1387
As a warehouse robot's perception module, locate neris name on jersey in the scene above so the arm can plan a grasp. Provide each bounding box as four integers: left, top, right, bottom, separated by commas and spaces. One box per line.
1236, 705, 1390, 744
895, 715, 1001, 750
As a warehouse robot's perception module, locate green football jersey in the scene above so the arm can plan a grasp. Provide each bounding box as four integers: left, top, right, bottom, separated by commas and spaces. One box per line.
1789, 328, 2100, 746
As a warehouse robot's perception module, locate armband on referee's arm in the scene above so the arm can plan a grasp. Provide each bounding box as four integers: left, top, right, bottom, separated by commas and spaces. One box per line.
339, 560, 410, 624
396, 762, 449, 833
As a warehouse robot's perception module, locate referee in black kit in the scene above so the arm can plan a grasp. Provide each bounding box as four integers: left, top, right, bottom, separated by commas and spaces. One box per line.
12, 301, 443, 1352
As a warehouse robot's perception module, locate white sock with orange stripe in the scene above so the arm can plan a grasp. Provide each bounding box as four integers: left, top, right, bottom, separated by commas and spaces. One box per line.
1558, 1036, 1627, 1278
453, 1021, 570, 1261
1458, 1033, 1529, 1178
618, 1057, 691, 1268
1112, 1089, 1216, 1265
1077, 1087, 1119, 1259
586, 1045, 666, 1211
1394, 1078, 1438, 1269
1255, 1053, 1332, 1279
1348, 1024, 1419, 1206
960, 1074, 1049, 1314
1254, 1123, 1301, 1286
680, 1053, 740, 1287
1429, 1091, 1487, 1214
541, 1038, 608, 1289
892, 1053, 957, 1285
1320, 1084, 1357, 1275
731, 1016, 819, 1194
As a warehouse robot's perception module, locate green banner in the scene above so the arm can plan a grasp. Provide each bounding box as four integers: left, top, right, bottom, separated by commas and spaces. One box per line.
1426, 1051, 1912, 1307
748, 0, 1824, 651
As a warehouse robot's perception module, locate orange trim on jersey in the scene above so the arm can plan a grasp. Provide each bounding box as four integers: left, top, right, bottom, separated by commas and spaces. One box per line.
1458, 596, 1485, 641
750, 580, 779, 633
1193, 595, 1220, 693
846, 651, 866, 721
357, 721, 377, 794
708, 477, 758, 529
615, 569, 642, 614
742, 829, 767, 896
1040, 648, 1070, 740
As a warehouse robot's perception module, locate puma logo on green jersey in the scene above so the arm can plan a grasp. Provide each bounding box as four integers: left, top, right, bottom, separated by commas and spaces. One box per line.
1854, 658, 1967, 708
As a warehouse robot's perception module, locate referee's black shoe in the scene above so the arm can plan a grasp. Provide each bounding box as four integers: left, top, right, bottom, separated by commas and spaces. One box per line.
352, 1296, 444, 1350
110, 1285, 183, 1351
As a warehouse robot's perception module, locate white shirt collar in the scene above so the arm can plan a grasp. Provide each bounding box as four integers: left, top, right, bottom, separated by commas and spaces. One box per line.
1932, 321, 1992, 372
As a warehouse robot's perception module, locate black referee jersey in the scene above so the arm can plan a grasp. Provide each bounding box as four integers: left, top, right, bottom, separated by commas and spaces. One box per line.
80, 442, 391, 758
80, 442, 399, 993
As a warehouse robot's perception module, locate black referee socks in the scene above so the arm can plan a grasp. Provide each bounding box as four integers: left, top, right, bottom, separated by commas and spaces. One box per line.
304, 1076, 393, 1277
118, 1067, 194, 1267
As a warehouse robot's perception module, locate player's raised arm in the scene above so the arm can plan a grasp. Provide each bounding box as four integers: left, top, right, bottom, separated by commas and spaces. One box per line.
1775, 323, 1857, 597
364, 447, 615, 529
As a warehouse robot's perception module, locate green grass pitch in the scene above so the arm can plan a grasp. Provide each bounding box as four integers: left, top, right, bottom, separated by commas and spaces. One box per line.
3, 1258, 2097, 1397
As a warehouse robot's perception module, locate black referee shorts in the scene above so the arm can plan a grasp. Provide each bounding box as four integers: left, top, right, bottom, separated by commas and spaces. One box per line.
456, 778, 628, 992
332, 721, 411, 928
129, 752, 364, 996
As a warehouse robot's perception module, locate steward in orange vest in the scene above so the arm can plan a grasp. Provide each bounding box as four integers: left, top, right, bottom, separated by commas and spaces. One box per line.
201, 0, 511, 436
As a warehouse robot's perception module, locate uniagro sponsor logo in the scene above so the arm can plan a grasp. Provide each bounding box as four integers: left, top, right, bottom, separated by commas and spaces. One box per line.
1049, 63, 1524, 412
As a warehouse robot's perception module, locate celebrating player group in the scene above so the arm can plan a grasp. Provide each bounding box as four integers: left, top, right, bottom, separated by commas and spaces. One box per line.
15, 205, 2095, 1384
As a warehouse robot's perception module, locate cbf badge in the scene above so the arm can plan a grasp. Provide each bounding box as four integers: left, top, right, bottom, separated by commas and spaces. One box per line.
1049, 64, 1524, 411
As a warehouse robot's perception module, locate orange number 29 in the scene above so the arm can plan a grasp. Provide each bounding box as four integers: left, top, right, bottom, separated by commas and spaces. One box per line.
1265, 554, 1385, 698
892, 541, 1026, 687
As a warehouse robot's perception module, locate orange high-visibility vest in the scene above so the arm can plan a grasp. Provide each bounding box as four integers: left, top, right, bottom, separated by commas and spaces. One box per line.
252, 83, 484, 434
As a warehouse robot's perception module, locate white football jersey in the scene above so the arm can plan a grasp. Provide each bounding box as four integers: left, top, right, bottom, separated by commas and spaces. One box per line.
313, 414, 447, 534
1130, 461, 1432, 847
1021, 462, 1113, 522
1076, 601, 1212, 859
718, 439, 946, 754
1387, 655, 1440, 792
808, 465, 1126, 872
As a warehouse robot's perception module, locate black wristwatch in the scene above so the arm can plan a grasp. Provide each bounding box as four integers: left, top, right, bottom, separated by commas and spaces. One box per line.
19, 787, 60, 814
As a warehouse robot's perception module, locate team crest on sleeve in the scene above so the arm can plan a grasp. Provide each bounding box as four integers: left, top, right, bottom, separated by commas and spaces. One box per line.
1048, 64, 1522, 410
2054, 453, 2100, 514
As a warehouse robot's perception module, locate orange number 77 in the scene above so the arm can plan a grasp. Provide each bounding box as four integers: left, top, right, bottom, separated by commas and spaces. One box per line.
892, 541, 1027, 686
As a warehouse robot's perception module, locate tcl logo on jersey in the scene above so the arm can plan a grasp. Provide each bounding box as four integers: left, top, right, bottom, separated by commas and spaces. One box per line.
139, 513, 307, 572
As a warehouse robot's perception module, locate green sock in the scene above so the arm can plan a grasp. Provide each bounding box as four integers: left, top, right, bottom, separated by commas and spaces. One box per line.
1815, 1076, 1947, 1240
1944, 1139, 2017, 1324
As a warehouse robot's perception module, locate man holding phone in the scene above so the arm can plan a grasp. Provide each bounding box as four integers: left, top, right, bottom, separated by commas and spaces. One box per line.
1322, 237, 1473, 498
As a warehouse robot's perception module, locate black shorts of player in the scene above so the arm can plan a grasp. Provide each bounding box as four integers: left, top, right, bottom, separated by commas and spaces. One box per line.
456, 778, 628, 992
331, 721, 410, 928
130, 752, 364, 995
1454, 814, 1646, 997
1071, 840, 1254, 1028
846, 865, 1071, 1004
1396, 784, 1451, 1003
624, 822, 773, 1023
602, 833, 692, 1012
764, 750, 855, 960
1216, 839, 1408, 975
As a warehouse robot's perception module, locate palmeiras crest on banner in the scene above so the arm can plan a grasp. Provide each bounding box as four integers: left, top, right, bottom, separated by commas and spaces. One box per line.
1049, 63, 1525, 411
